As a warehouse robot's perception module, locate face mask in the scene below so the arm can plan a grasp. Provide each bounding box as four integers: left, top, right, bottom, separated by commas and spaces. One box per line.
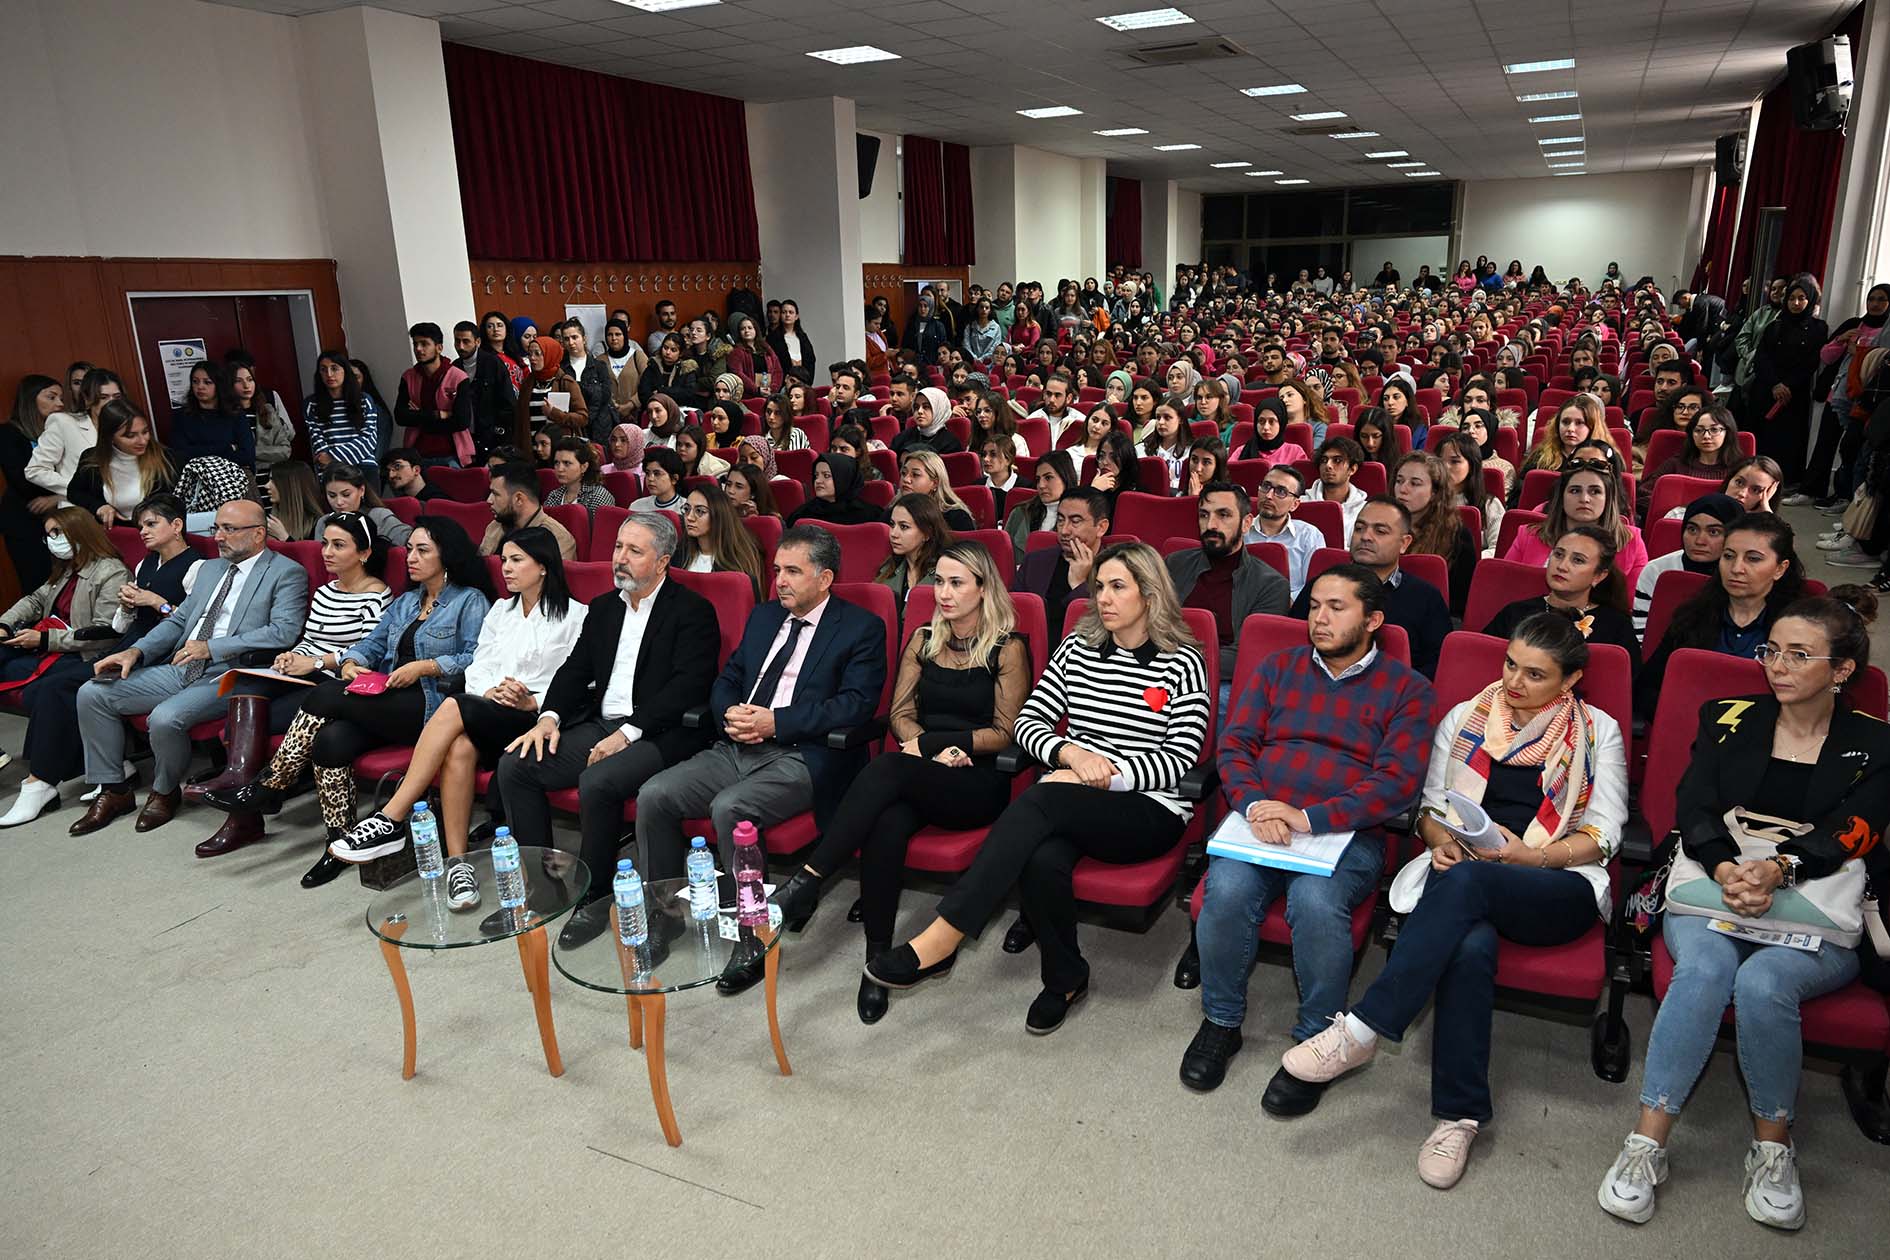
46, 534, 73, 559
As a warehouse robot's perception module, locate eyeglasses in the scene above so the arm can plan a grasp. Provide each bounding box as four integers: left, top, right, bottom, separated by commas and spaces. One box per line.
681, 505, 711, 519
1258, 483, 1301, 499
1692, 424, 1726, 437
1754, 645, 1839, 671
211, 522, 263, 535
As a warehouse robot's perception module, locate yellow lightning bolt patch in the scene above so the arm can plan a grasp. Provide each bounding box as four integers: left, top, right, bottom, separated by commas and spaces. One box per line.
1716, 700, 1755, 732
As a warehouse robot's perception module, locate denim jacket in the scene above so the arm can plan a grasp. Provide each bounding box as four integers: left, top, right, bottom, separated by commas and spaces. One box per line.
341, 582, 489, 720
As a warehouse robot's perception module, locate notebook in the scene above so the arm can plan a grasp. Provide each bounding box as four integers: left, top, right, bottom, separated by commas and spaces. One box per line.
1206, 810, 1355, 877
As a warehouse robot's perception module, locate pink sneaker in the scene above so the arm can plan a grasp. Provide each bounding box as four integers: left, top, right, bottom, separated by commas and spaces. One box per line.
1417, 1119, 1480, 1188
1280, 1013, 1378, 1083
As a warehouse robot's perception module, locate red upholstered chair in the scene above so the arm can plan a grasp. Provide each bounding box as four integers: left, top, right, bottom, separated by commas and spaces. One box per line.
1024, 530, 1057, 557
383, 495, 422, 527
867, 450, 899, 482
941, 451, 981, 486
1495, 509, 1544, 557
418, 497, 492, 546
800, 520, 891, 582
588, 505, 628, 561
1401, 552, 1452, 606
426, 466, 490, 502
961, 528, 1014, 581
1247, 540, 1288, 580
1353, 462, 1387, 497
382, 547, 407, 596
1016, 418, 1051, 457
542, 504, 590, 558
1293, 498, 1345, 548
1645, 516, 1683, 559
1641, 569, 1712, 661
1135, 456, 1174, 496
108, 526, 145, 568
776, 448, 817, 484
266, 539, 329, 591
1644, 429, 1760, 474
1461, 558, 1550, 633
1517, 468, 1561, 512
185, 534, 221, 559
956, 484, 996, 530
536, 468, 559, 500
1645, 474, 1725, 525
564, 561, 616, 603
1112, 491, 1199, 542
741, 513, 781, 584
770, 477, 805, 516
798, 413, 831, 452
669, 568, 755, 674
602, 470, 639, 506
860, 480, 896, 510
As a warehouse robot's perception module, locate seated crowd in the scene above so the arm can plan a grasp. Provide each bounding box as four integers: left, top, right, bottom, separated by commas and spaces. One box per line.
3, 264, 1887, 1235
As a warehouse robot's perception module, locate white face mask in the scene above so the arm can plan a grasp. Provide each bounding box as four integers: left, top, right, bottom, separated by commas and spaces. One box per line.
46, 534, 73, 559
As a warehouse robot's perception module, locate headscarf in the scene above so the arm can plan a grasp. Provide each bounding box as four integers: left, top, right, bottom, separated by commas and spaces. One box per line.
715, 372, 746, 400
531, 334, 564, 382
1303, 364, 1333, 400
1448, 680, 1597, 850
1245, 398, 1289, 455
509, 315, 538, 343
1217, 371, 1243, 405
1106, 368, 1135, 400
607, 423, 647, 473
788, 452, 882, 526
1681, 493, 1741, 574
1165, 358, 1201, 405
917, 386, 951, 432
737, 434, 777, 479
1862, 283, 1890, 330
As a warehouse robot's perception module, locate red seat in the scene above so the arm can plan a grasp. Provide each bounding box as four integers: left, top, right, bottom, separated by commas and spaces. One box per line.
383, 547, 408, 596
1650, 936, 1890, 1052
1112, 491, 1198, 542
1016, 418, 1050, 458
352, 745, 413, 805
185, 534, 220, 559
535, 468, 559, 500
601, 470, 639, 506
1644, 429, 1756, 474
542, 504, 590, 558
1293, 498, 1345, 548
961, 528, 1014, 581
418, 498, 493, 546
1642, 570, 1712, 659
1495, 509, 1544, 557
669, 568, 755, 671
1644, 474, 1725, 525
1461, 559, 1550, 634
1303, 547, 1447, 608
564, 561, 616, 602
776, 448, 817, 484
1232, 611, 1411, 669
742, 514, 781, 591
588, 505, 629, 561
860, 480, 895, 510
799, 520, 891, 583
770, 478, 805, 516
941, 451, 981, 486
266, 539, 329, 591
1645, 516, 1683, 559
108, 526, 145, 568
956, 484, 996, 530
867, 449, 899, 482
426, 466, 491, 502
383, 495, 422, 527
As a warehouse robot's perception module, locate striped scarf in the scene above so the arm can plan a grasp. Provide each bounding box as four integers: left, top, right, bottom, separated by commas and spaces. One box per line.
1447, 681, 1595, 849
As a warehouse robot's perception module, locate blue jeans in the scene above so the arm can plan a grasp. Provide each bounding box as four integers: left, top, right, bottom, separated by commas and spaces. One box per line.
1640, 913, 1859, 1124
1352, 862, 1595, 1122
1197, 835, 1384, 1040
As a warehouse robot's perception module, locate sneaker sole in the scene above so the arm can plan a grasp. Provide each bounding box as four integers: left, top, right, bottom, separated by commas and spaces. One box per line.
1597, 1181, 1657, 1224
448, 892, 482, 911
329, 836, 407, 864
1744, 1191, 1805, 1231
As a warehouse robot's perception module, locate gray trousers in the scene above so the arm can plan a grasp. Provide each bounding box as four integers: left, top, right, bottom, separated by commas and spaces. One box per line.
76, 664, 230, 792
635, 740, 812, 880
495, 719, 670, 898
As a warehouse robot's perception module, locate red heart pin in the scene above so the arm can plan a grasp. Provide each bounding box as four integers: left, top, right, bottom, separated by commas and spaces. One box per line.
1143, 687, 1169, 712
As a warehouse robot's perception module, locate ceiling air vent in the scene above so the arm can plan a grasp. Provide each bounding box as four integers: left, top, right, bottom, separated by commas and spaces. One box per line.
1127, 37, 1248, 66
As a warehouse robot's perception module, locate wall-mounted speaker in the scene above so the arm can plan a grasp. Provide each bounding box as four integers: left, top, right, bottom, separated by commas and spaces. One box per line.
857, 134, 881, 199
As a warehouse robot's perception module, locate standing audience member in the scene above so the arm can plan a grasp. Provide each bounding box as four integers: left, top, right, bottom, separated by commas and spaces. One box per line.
27, 367, 123, 500
2, 375, 62, 592
172, 362, 254, 469
393, 322, 472, 467
67, 399, 173, 529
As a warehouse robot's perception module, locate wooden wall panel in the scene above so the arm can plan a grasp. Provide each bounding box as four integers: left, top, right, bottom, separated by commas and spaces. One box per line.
469, 260, 762, 342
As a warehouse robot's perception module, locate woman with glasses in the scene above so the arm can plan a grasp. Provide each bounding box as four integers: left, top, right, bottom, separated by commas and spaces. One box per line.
1632, 385, 1712, 470
676, 483, 765, 598
1599, 592, 1886, 1231
1640, 405, 1741, 518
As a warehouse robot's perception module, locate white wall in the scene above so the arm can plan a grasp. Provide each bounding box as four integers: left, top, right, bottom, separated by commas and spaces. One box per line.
1012, 146, 1086, 285
0, 0, 328, 259
858, 129, 900, 262
1174, 189, 1203, 266
1458, 168, 1709, 291
1142, 180, 1180, 289
1077, 158, 1108, 280
968, 146, 1018, 291
748, 97, 865, 361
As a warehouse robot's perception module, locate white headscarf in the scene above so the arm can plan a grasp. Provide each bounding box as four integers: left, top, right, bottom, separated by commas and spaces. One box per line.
918, 386, 952, 433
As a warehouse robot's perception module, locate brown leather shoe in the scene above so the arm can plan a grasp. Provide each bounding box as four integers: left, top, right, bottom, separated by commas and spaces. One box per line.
135, 789, 182, 833
69, 787, 137, 835
194, 812, 265, 858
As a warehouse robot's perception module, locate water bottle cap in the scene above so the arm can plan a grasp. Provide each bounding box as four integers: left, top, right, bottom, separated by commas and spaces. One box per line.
494, 826, 511, 838
617, 859, 634, 871
690, 836, 707, 848
412, 801, 429, 814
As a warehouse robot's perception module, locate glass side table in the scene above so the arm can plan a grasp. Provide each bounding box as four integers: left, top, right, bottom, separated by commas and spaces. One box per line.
364, 846, 587, 1080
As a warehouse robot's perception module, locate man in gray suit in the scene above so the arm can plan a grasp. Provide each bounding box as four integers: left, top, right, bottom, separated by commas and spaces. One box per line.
72, 499, 308, 834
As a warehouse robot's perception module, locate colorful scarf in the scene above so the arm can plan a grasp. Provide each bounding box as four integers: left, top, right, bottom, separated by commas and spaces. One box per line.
1446, 680, 1595, 849
738, 434, 778, 479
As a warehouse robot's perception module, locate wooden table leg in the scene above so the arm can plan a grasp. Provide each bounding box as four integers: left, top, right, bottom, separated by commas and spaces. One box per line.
615, 927, 644, 1050
637, 992, 682, 1147
378, 920, 417, 1081
516, 925, 564, 1078
759, 925, 792, 1077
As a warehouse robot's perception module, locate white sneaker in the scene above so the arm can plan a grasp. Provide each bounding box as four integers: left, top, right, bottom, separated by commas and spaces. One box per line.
1780, 492, 1815, 506
1827, 546, 1880, 568
0, 778, 59, 827
1816, 532, 1851, 550
1597, 1133, 1668, 1223
80, 762, 136, 803
1742, 1140, 1805, 1230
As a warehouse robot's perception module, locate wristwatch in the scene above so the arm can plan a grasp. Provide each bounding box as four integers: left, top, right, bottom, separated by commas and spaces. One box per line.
159, 602, 174, 616
1770, 853, 1801, 888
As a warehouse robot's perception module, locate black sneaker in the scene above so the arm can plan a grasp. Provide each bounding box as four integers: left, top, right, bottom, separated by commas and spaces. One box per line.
1179, 1019, 1243, 1091
446, 859, 481, 911
328, 812, 408, 864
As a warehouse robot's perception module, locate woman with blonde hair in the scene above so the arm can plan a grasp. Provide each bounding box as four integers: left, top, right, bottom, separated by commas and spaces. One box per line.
864, 541, 1211, 1034
1521, 393, 1618, 476
67, 398, 174, 528
677, 482, 765, 598
773, 540, 1031, 1022
266, 460, 326, 541
899, 449, 976, 531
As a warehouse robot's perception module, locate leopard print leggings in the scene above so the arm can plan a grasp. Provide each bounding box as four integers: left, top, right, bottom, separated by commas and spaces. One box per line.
258, 710, 357, 830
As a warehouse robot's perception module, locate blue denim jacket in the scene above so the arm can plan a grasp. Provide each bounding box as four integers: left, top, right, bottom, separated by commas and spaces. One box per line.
341, 583, 489, 720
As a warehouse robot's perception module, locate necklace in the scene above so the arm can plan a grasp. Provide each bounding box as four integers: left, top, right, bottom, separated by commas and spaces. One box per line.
1775, 721, 1829, 763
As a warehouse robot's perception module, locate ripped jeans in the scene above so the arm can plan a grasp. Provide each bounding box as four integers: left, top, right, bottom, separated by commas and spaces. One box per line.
1639, 913, 1859, 1125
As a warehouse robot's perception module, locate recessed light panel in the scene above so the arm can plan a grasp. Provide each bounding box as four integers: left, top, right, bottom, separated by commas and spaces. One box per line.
1240, 84, 1307, 97
1097, 8, 1193, 31
805, 46, 900, 64
1017, 106, 1083, 119
1290, 111, 1346, 121
1505, 58, 1575, 74
1093, 128, 1149, 136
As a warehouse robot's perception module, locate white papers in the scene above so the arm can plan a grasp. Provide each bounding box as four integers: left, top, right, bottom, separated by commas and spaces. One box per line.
1440, 789, 1503, 853
546, 391, 571, 414
1206, 811, 1355, 876
1705, 919, 1823, 952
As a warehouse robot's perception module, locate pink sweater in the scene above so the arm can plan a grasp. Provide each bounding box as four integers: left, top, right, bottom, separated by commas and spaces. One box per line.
1504, 523, 1649, 593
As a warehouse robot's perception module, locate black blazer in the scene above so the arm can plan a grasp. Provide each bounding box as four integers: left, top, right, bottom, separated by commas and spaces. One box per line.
1675, 694, 1890, 883
540, 578, 720, 766
766, 326, 818, 385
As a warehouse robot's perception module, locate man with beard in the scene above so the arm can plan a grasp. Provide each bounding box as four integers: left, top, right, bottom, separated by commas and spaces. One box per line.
1241, 466, 1325, 600
1014, 485, 1110, 642
1165, 481, 1289, 711
479, 461, 576, 558
1289, 498, 1449, 677
1176, 562, 1434, 1110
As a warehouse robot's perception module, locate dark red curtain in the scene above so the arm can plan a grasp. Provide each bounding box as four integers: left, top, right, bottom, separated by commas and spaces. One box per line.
1724, 78, 1847, 297
902, 135, 948, 266
1692, 182, 1740, 294
941, 142, 976, 266
1108, 178, 1143, 268
442, 44, 758, 262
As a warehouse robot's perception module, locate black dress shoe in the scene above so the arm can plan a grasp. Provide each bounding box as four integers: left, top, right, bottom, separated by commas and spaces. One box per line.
864, 942, 957, 990
1025, 981, 1088, 1035
856, 974, 889, 1023
773, 871, 822, 931
1179, 1019, 1243, 1091
1001, 916, 1036, 954
1173, 938, 1201, 990
558, 897, 613, 950
300, 851, 348, 889
201, 782, 283, 816
716, 936, 767, 995
1261, 1064, 1330, 1117
846, 896, 864, 923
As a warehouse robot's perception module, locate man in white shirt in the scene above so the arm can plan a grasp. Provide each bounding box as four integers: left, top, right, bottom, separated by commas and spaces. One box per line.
1313, 436, 1371, 538
1245, 466, 1327, 599
73, 499, 309, 833
1026, 373, 1081, 445
500, 513, 723, 951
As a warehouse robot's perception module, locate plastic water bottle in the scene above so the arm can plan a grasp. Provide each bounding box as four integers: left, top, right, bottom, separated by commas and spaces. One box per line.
492, 826, 525, 910
686, 836, 717, 921
410, 801, 443, 880
613, 859, 648, 947
733, 821, 768, 927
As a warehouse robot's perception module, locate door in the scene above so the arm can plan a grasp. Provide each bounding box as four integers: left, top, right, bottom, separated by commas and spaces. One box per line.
131, 294, 307, 441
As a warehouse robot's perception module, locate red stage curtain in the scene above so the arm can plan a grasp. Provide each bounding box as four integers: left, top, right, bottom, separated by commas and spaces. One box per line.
1725, 79, 1846, 297
1108, 178, 1143, 268
442, 44, 758, 263
1692, 182, 1740, 294
941, 142, 976, 266
903, 135, 948, 266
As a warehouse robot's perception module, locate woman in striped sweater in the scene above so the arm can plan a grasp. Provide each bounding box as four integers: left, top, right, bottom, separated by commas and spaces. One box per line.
867, 541, 1211, 1034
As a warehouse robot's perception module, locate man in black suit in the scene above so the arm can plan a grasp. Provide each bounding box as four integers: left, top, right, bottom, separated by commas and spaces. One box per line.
636, 524, 888, 992
1014, 486, 1111, 640
498, 511, 720, 949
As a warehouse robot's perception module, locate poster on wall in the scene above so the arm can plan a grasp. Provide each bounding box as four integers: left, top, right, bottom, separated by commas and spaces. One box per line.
563, 304, 608, 357
157, 339, 209, 407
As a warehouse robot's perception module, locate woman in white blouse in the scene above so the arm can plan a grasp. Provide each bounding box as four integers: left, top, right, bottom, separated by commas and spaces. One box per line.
326, 525, 586, 909
25, 367, 123, 500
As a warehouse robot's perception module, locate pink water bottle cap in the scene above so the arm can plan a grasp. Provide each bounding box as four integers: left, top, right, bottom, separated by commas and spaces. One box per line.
733, 819, 758, 844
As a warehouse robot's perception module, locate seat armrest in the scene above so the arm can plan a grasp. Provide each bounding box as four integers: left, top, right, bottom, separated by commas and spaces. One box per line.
994, 742, 1031, 774
681, 704, 709, 730
1177, 763, 1219, 802
1618, 818, 1655, 868
826, 717, 887, 750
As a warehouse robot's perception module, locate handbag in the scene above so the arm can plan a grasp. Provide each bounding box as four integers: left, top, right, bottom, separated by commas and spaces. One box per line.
344, 670, 391, 696
1841, 486, 1880, 542
1665, 807, 1869, 947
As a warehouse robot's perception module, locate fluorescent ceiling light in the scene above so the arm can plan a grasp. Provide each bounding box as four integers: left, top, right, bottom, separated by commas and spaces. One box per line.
1093, 127, 1149, 136
1275, 178, 1309, 185
1244, 169, 1284, 176
1553, 170, 1584, 176
1516, 90, 1578, 102
1543, 149, 1584, 158
1329, 131, 1380, 139
1240, 84, 1306, 97
1291, 110, 1346, 121
1153, 142, 1201, 151
1209, 161, 1250, 168
614, 0, 720, 10
1538, 136, 1582, 145
1097, 8, 1193, 31
1505, 58, 1575, 74
1405, 171, 1441, 177
1548, 161, 1584, 169
1529, 112, 1582, 123
1385, 160, 1424, 168
1017, 106, 1082, 119
1364, 150, 1407, 158
805, 46, 900, 64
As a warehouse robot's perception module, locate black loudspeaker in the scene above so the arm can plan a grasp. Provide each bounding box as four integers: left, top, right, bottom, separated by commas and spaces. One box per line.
1786, 36, 1852, 131
857, 133, 881, 199
1715, 134, 1742, 185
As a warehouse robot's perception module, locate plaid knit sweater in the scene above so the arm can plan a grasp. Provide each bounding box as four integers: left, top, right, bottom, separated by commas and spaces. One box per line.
1217, 644, 1436, 837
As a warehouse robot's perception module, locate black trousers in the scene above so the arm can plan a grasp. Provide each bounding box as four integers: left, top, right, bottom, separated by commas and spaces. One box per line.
801, 752, 1012, 946
936, 783, 1186, 992
301, 679, 427, 768
5, 651, 93, 783
495, 719, 670, 899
